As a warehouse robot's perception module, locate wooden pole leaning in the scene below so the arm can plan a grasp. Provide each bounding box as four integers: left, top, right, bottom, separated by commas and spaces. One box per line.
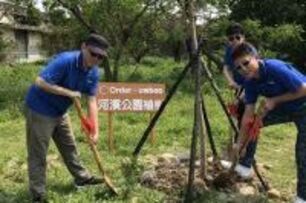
107, 112, 115, 153
133, 41, 205, 156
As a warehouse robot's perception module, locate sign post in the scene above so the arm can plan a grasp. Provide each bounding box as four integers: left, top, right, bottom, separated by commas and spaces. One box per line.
97, 82, 165, 151
149, 113, 155, 144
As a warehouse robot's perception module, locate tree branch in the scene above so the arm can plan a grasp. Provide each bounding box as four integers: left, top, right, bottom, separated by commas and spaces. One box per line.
56, 0, 97, 33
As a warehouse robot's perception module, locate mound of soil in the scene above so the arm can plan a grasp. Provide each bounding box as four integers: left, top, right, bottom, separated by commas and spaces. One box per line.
140, 153, 286, 201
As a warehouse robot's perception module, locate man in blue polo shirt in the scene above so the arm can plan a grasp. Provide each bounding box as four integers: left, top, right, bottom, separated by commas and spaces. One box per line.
231, 42, 306, 203
221, 23, 258, 167
25, 33, 109, 203
223, 23, 247, 90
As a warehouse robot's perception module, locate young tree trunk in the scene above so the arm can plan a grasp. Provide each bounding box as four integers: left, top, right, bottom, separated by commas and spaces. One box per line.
185, 0, 206, 202
101, 57, 113, 81
113, 47, 123, 81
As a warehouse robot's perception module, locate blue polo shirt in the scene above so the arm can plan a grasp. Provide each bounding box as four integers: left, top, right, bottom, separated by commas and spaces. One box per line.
223, 44, 257, 86
244, 59, 306, 112
26, 51, 100, 117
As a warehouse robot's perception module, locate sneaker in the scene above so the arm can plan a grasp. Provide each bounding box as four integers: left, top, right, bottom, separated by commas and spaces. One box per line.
220, 160, 232, 169
295, 196, 306, 203
234, 164, 253, 179
74, 176, 104, 188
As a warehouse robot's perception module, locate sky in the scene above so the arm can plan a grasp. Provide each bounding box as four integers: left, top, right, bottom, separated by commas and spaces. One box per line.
34, 0, 44, 12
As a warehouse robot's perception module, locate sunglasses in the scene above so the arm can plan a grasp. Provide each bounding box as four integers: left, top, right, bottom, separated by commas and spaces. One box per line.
236, 60, 250, 71
228, 35, 241, 42
89, 50, 104, 60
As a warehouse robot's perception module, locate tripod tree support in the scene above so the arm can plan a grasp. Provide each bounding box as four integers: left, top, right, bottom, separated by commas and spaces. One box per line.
133, 41, 205, 156
201, 93, 218, 158
200, 58, 240, 135
184, 0, 206, 201
199, 100, 207, 180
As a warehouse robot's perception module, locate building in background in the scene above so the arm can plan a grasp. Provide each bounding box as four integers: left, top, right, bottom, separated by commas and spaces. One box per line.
0, 0, 49, 63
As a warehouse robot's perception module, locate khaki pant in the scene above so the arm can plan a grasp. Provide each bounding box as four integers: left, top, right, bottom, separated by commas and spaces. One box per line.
25, 106, 91, 198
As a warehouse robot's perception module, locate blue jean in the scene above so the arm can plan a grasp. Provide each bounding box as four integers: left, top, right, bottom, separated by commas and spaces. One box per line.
239, 107, 306, 200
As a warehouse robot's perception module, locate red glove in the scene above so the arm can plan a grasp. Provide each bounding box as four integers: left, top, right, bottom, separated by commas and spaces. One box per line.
246, 115, 263, 141
227, 103, 239, 118
81, 116, 95, 136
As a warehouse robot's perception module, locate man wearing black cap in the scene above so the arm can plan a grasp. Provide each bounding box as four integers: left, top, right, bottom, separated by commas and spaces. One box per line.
24, 33, 109, 203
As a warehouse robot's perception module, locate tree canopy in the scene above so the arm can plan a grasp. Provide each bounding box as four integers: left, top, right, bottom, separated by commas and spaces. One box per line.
4, 0, 306, 77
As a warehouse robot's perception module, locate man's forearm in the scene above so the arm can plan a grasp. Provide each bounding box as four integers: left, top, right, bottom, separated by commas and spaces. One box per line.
223, 66, 235, 83
238, 104, 256, 145
274, 84, 306, 105
35, 77, 77, 98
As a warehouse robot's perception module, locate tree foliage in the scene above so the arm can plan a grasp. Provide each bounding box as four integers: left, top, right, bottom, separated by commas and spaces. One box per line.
35, 0, 306, 76
8, 0, 42, 26
229, 0, 306, 69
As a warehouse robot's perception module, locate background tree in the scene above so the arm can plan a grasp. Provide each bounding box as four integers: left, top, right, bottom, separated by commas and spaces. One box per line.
229, 0, 306, 69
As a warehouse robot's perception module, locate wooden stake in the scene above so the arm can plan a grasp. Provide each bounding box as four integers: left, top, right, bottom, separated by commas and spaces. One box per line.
199, 101, 207, 180
149, 113, 156, 144
108, 112, 115, 153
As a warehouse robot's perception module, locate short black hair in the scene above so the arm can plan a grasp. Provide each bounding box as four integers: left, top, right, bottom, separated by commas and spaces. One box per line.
85, 33, 109, 50
226, 22, 244, 36
232, 42, 257, 61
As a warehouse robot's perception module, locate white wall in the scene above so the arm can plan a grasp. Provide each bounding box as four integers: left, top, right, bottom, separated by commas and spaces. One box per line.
27, 32, 45, 62
1, 28, 46, 63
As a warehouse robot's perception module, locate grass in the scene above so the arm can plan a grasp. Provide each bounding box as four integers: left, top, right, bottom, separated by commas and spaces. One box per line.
0, 57, 298, 202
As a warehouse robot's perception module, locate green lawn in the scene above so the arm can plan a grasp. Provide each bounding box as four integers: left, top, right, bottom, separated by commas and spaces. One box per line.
0, 57, 297, 202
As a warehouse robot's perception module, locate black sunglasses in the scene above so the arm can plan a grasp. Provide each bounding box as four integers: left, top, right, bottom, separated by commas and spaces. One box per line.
89, 50, 104, 60
236, 60, 250, 71
228, 35, 241, 42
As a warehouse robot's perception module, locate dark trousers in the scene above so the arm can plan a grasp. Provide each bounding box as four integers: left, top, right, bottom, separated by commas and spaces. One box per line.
239, 107, 306, 200
25, 106, 91, 198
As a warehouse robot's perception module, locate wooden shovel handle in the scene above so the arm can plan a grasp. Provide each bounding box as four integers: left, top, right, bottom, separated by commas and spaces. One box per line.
230, 100, 267, 171
73, 98, 118, 195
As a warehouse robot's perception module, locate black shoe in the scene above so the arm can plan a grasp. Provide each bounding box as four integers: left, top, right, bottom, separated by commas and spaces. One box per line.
74, 176, 104, 188
32, 196, 48, 203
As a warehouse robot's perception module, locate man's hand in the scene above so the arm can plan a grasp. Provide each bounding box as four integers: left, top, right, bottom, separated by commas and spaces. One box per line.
90, 133, 99, 145
67, 90, 81, 99
227, 102, 239, 118
81, 116, 98, 144
228, 81, 240, 90
264, 98, 277, 111
232, 142, 247, 157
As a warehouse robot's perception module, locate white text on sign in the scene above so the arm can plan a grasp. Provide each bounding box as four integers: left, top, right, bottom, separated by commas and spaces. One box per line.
97, 83, 166, 112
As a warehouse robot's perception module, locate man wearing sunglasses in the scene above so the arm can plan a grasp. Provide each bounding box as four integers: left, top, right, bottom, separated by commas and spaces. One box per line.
222, 23, 258, 123
232, 42, 306, 203
223, 22, 247, 90
24, 33, 109, 203
221, 23, 258, 170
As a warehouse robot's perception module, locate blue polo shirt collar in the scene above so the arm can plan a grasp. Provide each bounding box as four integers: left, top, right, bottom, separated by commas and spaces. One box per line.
249, 60, 266, 83
257, 60, 267, 81
77, 52, 92, 73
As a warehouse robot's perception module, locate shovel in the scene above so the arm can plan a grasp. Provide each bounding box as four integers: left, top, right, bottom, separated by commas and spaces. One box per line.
213, 100, 267, 188
74, 98, 119, 195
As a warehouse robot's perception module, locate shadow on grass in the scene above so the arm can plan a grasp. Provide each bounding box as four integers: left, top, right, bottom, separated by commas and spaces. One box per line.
120, 156, 143, 199
49, 181, 118, 201
49, 182, 76, 195
0, 188, 31, 203
177, 189, 271, 203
